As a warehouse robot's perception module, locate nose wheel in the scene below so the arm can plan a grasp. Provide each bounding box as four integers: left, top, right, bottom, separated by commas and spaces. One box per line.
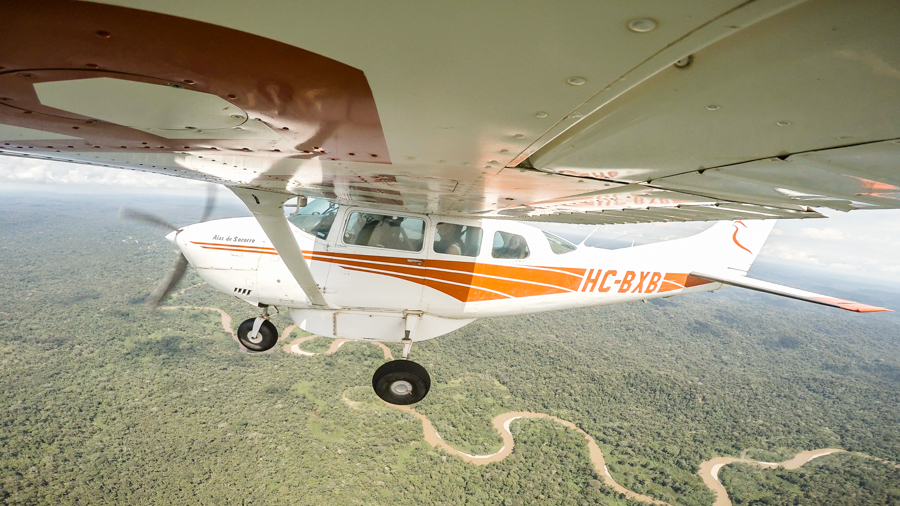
237, 306, 279, 352
372, 359, 431, 405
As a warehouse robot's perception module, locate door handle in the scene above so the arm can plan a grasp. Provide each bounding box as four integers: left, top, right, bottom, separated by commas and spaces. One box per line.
407, 259, 423, 265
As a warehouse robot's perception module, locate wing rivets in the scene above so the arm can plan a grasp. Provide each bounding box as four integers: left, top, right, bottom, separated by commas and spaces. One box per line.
674, 55, 693, 68
627, 18, 657, 33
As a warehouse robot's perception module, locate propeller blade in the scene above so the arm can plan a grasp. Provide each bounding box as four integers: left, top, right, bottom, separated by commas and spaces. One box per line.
144, 253, 189, 308
198, 184, 218, 223
119, 208, 178, 231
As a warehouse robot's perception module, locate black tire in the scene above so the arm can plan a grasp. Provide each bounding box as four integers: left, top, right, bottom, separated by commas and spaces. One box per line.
372, 359, 431, 405
237, 318, 278, 352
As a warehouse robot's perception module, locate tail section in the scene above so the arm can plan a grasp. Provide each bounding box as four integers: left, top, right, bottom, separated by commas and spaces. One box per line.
692, 220, 776, 274
687, 220, 891, 313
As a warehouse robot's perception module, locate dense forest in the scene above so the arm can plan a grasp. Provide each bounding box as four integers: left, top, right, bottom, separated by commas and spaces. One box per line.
1, 190, 898, 505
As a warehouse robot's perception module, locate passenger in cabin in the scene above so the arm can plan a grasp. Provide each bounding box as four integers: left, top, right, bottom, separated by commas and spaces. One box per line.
505, 235, 529, 259
434, 223, 463, 255
493, 231, 530, 259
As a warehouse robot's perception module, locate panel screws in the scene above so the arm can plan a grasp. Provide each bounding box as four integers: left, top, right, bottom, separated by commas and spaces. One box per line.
534, 111, 548, 118
776, 121, 791, 126
706, 105, 720, 111
628, 18, 657, 33
566, 77, 586, 86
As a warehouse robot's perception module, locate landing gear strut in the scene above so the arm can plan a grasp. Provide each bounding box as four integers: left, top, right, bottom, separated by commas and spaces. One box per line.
237, 305, 279, 352
372, 312, 431, 405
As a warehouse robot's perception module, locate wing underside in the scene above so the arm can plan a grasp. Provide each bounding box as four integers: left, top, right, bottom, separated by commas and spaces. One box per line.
1, 0, 898, 224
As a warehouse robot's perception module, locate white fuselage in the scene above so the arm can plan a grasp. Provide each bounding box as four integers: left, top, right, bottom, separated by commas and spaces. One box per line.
172, 205, 743, 342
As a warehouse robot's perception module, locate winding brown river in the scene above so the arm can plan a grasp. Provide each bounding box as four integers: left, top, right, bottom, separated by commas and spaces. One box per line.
164, 305, 895, 505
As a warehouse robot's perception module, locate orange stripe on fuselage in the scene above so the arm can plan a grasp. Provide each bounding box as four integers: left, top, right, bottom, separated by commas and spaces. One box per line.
192, 241, 276, 252
658, 273, 713, 293
197, 245, 279, 255
305, 251, 577, 302
193, 244, 708, 303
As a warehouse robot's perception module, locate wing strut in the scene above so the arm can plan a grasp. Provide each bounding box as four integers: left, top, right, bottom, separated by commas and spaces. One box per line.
231, 187, 332, 308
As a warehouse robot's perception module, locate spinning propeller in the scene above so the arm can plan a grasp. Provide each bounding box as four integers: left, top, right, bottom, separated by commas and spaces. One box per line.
119, 185, 217, 308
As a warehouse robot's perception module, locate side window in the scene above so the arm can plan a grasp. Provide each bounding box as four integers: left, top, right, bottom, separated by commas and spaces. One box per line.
492, 231, 530, 259
433, 223, 483, 257
543, 231, 577, 254
287, 199, 338, 240
343, 212, 425, 252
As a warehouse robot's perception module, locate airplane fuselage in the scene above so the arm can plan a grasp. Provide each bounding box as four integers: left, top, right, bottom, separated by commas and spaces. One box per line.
169, 204, 750, 342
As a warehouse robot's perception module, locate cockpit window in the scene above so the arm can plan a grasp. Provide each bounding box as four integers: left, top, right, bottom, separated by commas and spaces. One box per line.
433, 223, 483, 257
287, 199, 338, 240
343, 212, 425, 252
543, 231, 577, 254
492, 231, 530, 259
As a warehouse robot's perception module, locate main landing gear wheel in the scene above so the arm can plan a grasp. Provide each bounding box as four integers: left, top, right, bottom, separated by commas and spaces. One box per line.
372, 360, 431, 405
237, 318, 278, 352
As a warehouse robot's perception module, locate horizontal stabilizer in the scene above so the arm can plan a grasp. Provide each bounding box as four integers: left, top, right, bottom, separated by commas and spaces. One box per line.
690, 271, 892, 313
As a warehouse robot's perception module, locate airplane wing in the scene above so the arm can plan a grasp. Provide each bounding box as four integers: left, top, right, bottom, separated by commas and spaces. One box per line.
2, 0, 899, 224
691, 271, 892, 313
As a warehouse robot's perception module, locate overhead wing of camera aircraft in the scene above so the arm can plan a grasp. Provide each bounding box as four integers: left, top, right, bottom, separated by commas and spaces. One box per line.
1, 0, 897, 403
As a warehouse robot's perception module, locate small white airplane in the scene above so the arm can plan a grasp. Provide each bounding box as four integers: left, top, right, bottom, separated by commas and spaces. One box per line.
4, 2, 900, 405
124, 190, 889, 405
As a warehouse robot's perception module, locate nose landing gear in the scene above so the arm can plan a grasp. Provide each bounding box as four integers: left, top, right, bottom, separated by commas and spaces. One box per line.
372, 311, 431, 405
237, 305, 279, 352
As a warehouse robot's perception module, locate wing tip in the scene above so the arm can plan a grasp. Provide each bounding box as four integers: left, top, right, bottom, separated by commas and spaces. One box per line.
813, 297, 892, 313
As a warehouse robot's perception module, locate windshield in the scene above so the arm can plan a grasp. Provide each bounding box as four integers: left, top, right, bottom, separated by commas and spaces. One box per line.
543, 231, 577, 254
287, 199, 338, 240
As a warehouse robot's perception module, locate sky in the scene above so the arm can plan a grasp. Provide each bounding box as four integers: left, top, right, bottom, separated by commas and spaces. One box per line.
3, 156, 900, 285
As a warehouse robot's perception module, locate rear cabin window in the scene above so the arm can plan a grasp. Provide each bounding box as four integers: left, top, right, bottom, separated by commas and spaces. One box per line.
433, 223, 483, 257
287, 199, 338, 240
492, 231, 530, 259
343, 212, 425, 252
543, 231, 577, 254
